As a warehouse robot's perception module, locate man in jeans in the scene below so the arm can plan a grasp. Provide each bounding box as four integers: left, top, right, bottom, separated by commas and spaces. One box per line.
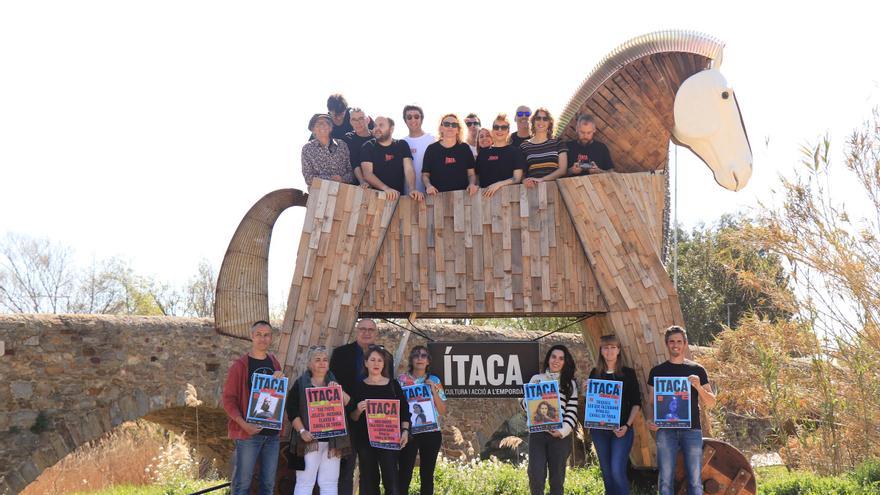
222, 321, 285, 495
647, 326, 716, 495
330, 318, 379, 495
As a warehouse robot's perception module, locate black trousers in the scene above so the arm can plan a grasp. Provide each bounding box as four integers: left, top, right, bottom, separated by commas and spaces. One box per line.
356, 442, 400, 495
337, 453, 356, 495
398, 430, 443, 494
527, 432, 572, 495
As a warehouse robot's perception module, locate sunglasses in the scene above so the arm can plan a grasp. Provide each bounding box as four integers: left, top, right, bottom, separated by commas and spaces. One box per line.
441, 121, 460, 128
368, 344, 386, 350
534, 115, 550, 121
465, 121, 481, 127
411, 352, 430, 358
492, 124, 510, 131
405, 114, 421, 120
516, 111, 531, 117
308, 345, 328, 351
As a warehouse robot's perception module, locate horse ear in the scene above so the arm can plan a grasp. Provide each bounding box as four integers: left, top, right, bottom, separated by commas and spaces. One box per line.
215, 188, 308, 339
672, 69, 728, 140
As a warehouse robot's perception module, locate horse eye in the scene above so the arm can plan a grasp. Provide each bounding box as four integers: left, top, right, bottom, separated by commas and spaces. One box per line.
721, 91, 730, 100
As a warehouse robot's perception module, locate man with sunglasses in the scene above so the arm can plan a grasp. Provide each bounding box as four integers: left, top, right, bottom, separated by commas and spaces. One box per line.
464, 113, 481, 158
566, 114, 614, 176
401, 104, 433, 194
330, 319, 380, 495
510, 105, 532, 149
342, 108, 374, 188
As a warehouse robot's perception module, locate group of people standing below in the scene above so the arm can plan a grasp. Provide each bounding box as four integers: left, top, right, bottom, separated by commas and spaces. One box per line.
300, 94, 615, 199
222, 319, 715, 495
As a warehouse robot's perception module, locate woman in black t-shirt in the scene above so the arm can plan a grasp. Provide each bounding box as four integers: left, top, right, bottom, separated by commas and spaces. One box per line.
349, 346, 409, 495
586, 334, 642, 495
476, 113, 524, 197
422, 114, 479, 196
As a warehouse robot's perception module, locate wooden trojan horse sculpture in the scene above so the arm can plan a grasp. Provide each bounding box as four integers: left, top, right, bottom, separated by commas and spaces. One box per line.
215, 30, 756, 493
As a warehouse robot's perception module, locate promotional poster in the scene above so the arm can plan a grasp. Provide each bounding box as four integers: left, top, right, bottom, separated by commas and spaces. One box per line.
403, 384, 439, 434
245, 373, 288, 430
523, 380, 562, 433
366, 399, 402, 450
653, 376, 692, 428
584, 378, 623, 430
306, 385, 347, 439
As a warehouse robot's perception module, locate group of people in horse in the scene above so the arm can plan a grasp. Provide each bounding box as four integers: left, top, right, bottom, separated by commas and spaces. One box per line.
223, 319, 715, 495
300, 93, 615, 198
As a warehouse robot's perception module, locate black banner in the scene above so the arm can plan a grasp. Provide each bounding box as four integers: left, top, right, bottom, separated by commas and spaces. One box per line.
427, 341, 539, 398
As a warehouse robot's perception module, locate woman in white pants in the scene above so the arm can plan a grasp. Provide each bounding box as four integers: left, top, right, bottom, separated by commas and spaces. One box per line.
286, 346, 352, 495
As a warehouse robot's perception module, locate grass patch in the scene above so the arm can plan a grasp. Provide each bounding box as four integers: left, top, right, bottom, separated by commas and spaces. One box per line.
70, 479, 226, 495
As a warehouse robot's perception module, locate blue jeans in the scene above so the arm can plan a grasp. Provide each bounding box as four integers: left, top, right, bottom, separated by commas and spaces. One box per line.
656, 429, 703, 495
231, 434, 280, 495
591, 428, 633, 495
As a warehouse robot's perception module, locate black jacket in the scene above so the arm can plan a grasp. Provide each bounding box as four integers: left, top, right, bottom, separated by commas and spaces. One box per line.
330, 341, 362, 395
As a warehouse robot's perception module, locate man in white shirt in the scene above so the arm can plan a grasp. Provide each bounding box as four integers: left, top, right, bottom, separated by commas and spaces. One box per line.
401, 104, 434, 193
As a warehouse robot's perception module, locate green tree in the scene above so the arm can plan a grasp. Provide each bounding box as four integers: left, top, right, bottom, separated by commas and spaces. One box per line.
667, 215, 794, 345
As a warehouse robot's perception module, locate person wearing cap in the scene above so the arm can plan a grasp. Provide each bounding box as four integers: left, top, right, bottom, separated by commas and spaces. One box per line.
301, 113, 357, 188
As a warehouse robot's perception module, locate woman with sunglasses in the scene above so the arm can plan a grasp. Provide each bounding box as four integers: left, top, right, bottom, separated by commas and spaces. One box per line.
286, 346, 352, 495
522, 344, 578, 495
349, 346, 409, 495
422, 114, 479, 196
587, 335, 641, 495
397, 345, 448, 494
475, 113, 525, 198
521, 108, 568, 188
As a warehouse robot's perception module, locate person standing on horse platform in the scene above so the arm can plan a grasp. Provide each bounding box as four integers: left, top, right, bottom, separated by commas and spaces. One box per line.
329, 318, 379, 495
287, 346, 353, 495
301, 113, 356, 187
422, 114, 479, 197
464, 113, 482, 158
521, 108, 568, 188
566, 114, 615, 176
510, 105, 532, 149
647, 326, 716, 495
342, 108, 375, 188
400, 104, 434, 194
221, 321, 285, 495
521, 345, 579, 495
587, 334, 641, 495
360, 116, 425, 202
475, 113, 525, 198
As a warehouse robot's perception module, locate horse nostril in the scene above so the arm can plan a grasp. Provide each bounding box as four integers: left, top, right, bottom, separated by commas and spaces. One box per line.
721, 91, 730, 100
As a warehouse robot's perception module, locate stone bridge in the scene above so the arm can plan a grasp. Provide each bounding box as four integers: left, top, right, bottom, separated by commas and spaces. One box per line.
0, 314, 587, 494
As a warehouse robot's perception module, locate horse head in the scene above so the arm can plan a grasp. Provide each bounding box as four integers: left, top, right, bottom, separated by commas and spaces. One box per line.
672, 68, 753, 191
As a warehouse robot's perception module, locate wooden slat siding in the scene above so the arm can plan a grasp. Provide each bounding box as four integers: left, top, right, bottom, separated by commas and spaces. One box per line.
360, 182, 607, 317
215, 189, 307, 339
276, 180, 397, 376
558, 174, 685, 469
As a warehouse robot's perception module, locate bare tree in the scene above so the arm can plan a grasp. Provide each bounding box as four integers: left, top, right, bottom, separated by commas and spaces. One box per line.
0, 233, 76, 313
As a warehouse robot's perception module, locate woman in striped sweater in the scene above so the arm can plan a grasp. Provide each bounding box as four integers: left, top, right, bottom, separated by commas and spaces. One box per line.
524, 344, 579, 495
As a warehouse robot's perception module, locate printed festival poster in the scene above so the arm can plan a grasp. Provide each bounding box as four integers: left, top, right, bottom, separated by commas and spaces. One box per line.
366, 399, 401, 450
653, 376, 692, 428
584, 379, 623, 430
245, 373, 288, 430
403, 384, 439, 434
523, 380, 563, 433
306, 385, 347, 439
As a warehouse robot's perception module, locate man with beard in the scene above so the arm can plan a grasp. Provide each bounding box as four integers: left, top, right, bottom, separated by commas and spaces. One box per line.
566, 115, 614, 176
360, 116, 424, 201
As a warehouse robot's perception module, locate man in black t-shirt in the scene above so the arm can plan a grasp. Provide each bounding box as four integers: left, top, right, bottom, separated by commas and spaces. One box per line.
566, 114, 614, 176
647, 326, 716, 495
221, 321, 284, 495
361, 116, 424, 202
342, 107, 374, 187
510, 105, 532, 149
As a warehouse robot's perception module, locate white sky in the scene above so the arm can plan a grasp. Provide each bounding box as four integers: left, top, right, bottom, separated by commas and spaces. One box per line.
1, 1, 878, 310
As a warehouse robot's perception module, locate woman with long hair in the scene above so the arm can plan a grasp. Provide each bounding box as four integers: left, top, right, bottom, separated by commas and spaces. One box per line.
286, 346, 352, 495
397, 345, 447, 495
587, 334, 642, 495
520, 107, 568, 188
522, 344, 578, 495
349, 346, 409, 495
